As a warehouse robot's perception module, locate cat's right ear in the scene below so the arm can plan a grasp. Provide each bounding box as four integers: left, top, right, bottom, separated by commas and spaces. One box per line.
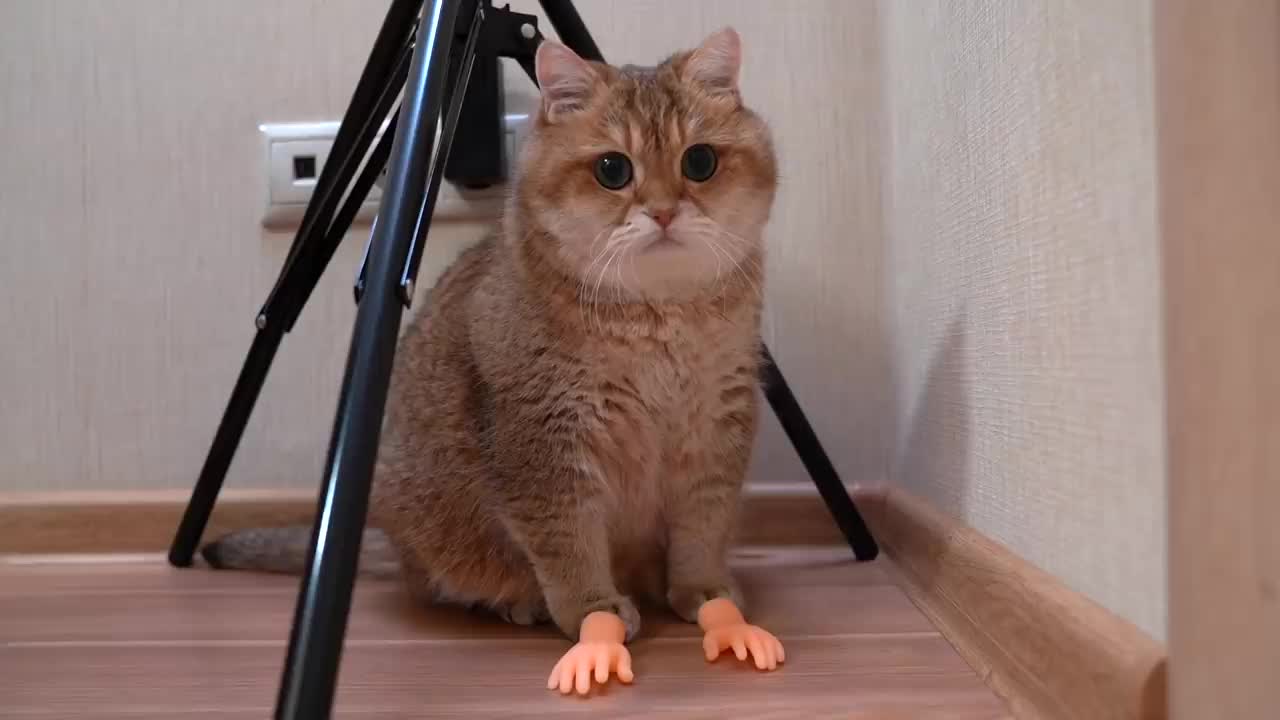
535, 41, 600, 122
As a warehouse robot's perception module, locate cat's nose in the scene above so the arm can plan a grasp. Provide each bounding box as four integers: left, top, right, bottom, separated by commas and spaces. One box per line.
650, 208, 676, 228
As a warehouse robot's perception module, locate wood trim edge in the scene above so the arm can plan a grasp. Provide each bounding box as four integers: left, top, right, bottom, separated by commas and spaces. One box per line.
1154, 2, 1280, 718
865, 486, 1167, 720
0, 483, 847, 555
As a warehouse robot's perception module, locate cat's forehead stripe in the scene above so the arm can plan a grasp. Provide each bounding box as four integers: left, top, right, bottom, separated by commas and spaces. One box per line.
602, 66, 695, 155
628, 123, 646, 155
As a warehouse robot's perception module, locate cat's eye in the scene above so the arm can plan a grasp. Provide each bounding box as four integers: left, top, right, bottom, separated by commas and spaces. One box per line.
593, 152, 633, 190
681, 144, 718, 182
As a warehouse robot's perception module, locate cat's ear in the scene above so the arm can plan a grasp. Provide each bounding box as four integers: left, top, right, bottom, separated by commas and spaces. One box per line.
683, 27, 742, 97
535, 40, 600, 122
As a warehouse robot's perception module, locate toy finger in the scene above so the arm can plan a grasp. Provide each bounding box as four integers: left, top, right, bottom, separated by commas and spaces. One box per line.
547, 658, 563, 690
574, 656, 592, 696
616, 647, 635, 683
594, 647, 611, 684
746, 633, 768, 670
761, 635, 777, 669
557, 656, 576, 695
703, 632, 720, 661
754, 630, 777, 669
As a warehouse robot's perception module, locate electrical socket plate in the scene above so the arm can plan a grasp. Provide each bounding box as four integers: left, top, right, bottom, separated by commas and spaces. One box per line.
259, 113, 529, 230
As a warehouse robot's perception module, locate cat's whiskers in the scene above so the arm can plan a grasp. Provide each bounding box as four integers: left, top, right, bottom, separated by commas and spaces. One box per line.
578, 226, 621, 328
578, 227, 619, 293
625, 250, 641, 303
592, 246, 619, 328
694, 227, 732, 312
590, 235, 629, 330
587, 246, 614, 331
691, 222, 732, 303
620, 235, 647, 299
703, 233, 744, 304
691, 218, 764, 303
709, 224, 765, 270
711, 227, 765, 303
613, 250, 628, 307
607, 227, 645, 308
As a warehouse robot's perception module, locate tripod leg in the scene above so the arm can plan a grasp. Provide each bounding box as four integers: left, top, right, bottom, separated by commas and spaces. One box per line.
274, 0, 468, 717
263, 0, 422, 327
165, 2, 415, 568
167, 326, 283, 566
399, 1, 485, 303
538, 0, 603, 61
760, 345, 879, 561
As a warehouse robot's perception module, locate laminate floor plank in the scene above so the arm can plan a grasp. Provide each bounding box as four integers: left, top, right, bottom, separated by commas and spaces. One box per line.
0, 548, 1011, 719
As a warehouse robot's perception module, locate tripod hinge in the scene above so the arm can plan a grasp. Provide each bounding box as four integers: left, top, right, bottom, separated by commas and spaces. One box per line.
464, 1, 543, 63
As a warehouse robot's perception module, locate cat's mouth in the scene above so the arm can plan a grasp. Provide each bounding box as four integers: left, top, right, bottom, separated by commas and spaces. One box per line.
642, 233, 683, 253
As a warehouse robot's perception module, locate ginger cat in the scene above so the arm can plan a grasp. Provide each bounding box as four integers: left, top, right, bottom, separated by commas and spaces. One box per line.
205, 27, 783, 694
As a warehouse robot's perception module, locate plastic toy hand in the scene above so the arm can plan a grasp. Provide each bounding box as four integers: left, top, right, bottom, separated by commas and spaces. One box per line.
546, 611, 635, 695
697, 597, 786, 671
702, 621, 785, 670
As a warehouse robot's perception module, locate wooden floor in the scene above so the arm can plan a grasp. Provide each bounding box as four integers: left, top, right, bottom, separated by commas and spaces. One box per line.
0, 547, 1011, 718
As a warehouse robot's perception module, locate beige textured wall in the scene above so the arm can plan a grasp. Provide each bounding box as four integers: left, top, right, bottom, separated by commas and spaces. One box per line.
879, 1, 1166, 639
0, 2, 885, 492
0, 0, 479, 494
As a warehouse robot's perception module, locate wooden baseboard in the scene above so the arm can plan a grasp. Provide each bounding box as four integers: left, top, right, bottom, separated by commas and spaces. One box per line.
863, 486, 1167, 720
0, 483, 845, 555
0, 489, 318, 555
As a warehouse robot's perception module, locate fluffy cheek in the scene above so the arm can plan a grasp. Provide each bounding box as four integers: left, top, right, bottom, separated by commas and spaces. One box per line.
691, 183, 772, 262
698, 143, 778, 255
518, 134, 630, 276
534, 199, 631, 283
525, 169, 629, 278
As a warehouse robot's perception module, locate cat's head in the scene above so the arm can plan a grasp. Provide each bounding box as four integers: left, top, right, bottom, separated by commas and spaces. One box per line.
512, 28, 777, 302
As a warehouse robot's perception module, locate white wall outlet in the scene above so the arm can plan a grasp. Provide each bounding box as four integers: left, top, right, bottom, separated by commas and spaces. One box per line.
259, 113, 529, 230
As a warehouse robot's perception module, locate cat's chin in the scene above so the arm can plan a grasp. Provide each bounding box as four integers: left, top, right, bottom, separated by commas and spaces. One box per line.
605, 247, 736, 303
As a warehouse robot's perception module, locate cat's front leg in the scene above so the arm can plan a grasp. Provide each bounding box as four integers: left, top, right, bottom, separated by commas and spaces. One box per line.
503, 493, 640, 642
665, 411, 785, 672
664, 470, 746, 623
664, 398, 754, 623
498, 466, 640, 696
665, 471, 785, 672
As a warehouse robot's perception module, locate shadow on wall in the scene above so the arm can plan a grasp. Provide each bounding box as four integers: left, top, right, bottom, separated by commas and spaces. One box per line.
892, 314, 972, 521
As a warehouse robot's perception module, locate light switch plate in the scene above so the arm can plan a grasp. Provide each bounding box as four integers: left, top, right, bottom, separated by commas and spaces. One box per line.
259, 113, 529, 230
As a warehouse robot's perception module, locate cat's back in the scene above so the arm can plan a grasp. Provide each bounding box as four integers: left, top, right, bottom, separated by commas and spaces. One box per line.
406, 233, 500, 344
420, 235, 499, 327
381, 235, 500, 454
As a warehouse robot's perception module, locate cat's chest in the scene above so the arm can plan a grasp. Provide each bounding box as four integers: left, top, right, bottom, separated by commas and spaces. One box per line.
587, 328, 753, 543
600, 333, 744, 424
585, 322, 754, 480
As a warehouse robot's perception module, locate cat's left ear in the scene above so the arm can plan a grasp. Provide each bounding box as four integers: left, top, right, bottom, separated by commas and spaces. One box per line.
535, 40, 601, 122
683, 27, 742, 97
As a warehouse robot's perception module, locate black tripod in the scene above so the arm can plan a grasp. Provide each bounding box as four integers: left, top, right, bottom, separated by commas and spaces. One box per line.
167, 1, 877, 716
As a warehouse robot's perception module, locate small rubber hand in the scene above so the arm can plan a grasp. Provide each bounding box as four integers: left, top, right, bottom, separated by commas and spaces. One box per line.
547, 611, 635, 695
698, 597, 786, 671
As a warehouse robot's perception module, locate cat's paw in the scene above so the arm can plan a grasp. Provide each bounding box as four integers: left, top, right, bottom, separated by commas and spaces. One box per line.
548, 592, 642, 642
667, 578, 744, 623
546, 638, 634, 695
702, 622, 785, 671
609, 595, 642, 640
